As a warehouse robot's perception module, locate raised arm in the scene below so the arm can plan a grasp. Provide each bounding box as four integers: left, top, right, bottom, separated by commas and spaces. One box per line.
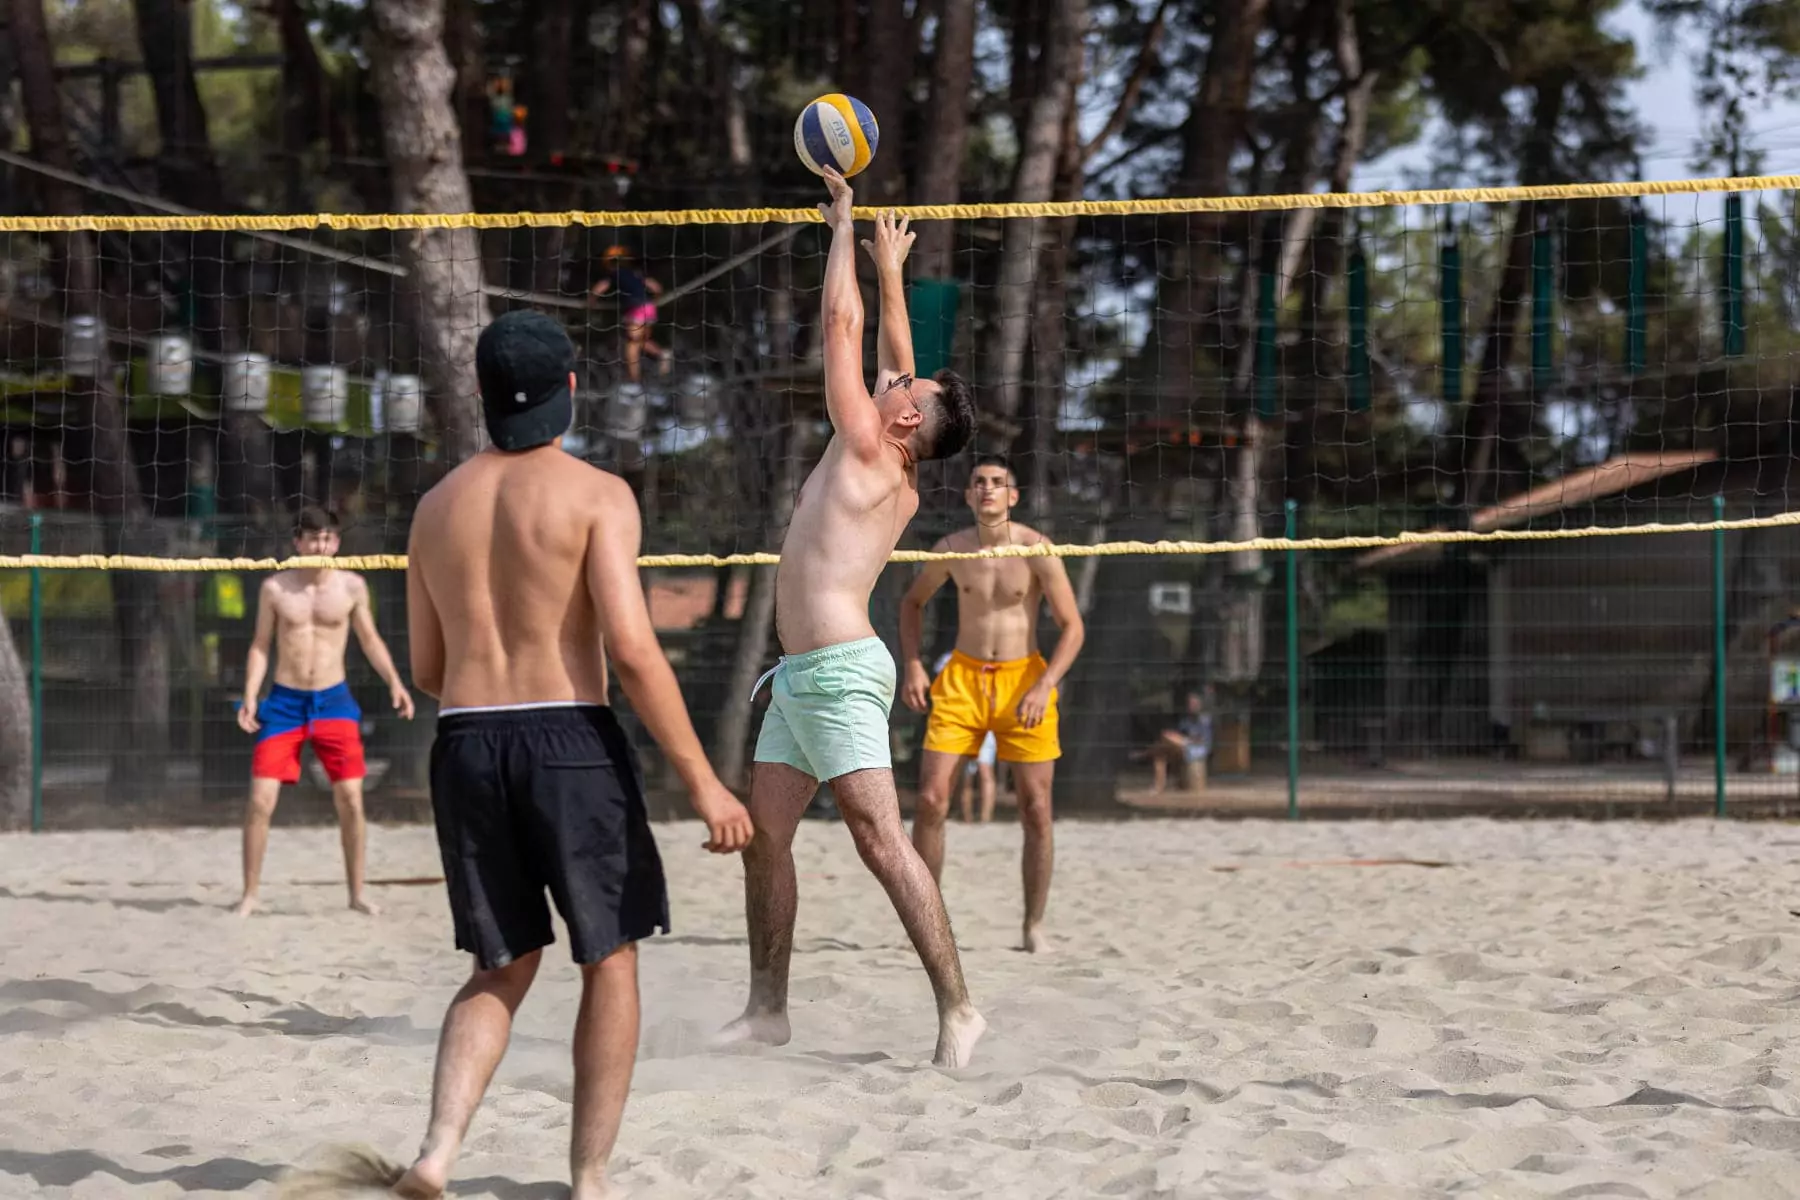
898, 546, 955, 712
818, 168, 882, 457
1017, 552, 1086, 729
237, 580, 278, 733
862, 211, 916, 382
587, 478, 752, 853
351, 576, 415, 719
406, 526, 446, 700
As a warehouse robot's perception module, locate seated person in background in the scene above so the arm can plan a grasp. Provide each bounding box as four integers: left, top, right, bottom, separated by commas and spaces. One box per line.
959, 733, 999, 825
930, 651, 999, 824
1146, 688, 1213, 793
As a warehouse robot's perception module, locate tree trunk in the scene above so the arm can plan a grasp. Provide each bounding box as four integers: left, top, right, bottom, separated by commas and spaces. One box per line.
441, 0, 488, 166
1147, 0, 1271, 412
0, 599, 29, 830
369, 0, 491, 464
1286, 0, 1375, 498
1025, 66, 1084, 527
1460, 76, 1568, 509
608, 0, 654, 158
131, 0, 225, 211
528, 0, 575, 164
0, 9, 20, 174
856, 0, 912, 204
9, 0, 83, 212
14, 0, 168, 795
713, 434, 808, 789
912, 0, 977, 277
990, 0, 1086, 421
275, 0, 348, 207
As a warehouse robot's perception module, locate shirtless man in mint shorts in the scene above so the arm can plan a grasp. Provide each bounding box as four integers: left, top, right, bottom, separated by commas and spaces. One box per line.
719, 169, 986, 1068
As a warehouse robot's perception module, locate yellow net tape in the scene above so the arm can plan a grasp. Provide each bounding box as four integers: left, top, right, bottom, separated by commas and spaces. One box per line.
0, 173, 1792, 233
5, 511, 1799, 572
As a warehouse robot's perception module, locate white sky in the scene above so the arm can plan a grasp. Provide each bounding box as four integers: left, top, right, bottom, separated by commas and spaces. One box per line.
1356, 0, 1800, 193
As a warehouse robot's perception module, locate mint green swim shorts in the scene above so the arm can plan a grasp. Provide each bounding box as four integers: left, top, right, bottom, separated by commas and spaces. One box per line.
752, 637, 896, 782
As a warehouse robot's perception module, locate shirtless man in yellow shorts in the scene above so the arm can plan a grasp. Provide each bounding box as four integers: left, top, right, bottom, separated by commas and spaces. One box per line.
899, 456, 1085, 953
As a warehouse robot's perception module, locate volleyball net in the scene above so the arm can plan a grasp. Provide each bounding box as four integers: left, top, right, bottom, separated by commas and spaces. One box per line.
6, 173, 1800, 826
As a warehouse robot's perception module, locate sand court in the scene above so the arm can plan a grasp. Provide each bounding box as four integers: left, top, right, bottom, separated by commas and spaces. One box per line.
2, 817, 1799, 1198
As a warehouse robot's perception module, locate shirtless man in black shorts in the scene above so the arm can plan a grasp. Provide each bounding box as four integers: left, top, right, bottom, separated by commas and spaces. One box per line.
393, 310, 752, 1199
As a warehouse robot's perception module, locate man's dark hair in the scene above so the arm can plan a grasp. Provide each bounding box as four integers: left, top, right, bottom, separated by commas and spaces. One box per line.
970, 453, 1015, 485
913, 370, 977, 463
294, 506, 340, 538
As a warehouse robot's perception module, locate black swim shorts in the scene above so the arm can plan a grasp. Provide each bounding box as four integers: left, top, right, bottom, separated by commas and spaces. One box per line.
428, 704, 670, 970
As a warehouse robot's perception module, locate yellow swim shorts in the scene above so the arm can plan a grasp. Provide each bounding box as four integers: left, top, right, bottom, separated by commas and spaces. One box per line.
923, 650, 1060, 764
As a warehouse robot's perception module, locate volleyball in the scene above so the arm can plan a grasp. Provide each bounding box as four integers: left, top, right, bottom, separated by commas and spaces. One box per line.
794, 94, 879, 178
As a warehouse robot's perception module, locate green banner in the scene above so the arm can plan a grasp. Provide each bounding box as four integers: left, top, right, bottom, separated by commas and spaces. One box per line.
908, 279, 961, 377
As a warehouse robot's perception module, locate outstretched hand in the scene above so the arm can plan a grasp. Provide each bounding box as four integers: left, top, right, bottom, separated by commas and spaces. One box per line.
819, 167, 855, 231
861, 210, 914, 273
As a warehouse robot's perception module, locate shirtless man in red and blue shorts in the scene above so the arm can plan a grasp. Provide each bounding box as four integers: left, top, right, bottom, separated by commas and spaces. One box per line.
233, 506, 415, 916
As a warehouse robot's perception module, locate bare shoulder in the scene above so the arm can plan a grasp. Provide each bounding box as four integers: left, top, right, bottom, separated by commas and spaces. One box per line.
412, 470, 455, 527
587, 463, 637, 506
1016, 524, 1069, 581
263, 571, 294, 595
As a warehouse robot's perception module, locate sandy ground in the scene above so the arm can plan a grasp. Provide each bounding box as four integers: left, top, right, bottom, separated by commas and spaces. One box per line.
3, 817, 1800, 1199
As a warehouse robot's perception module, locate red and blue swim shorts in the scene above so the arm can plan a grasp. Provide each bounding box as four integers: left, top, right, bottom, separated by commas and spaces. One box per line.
251, 682, 366, 784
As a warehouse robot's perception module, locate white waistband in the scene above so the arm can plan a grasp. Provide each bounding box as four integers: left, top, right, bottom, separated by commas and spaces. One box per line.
438, 701, 602, 716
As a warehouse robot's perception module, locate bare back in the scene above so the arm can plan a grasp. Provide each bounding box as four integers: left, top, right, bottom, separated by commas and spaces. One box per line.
942, 524, 1048, 662
267, 570, 359, 689
776, 437, 918, 654
409, 447, 615, 709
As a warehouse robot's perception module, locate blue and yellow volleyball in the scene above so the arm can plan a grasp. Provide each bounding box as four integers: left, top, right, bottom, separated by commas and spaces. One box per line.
794, 94, 879, 178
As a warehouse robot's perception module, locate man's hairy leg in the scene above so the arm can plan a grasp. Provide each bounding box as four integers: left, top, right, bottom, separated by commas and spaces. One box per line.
570, 944, 639, 1200
232, 777, 281, 916
909, 750, 966, 884
718, 762, 817, 1047
833, 768, 986, 1068
396, 951, 541, 1199
1011, 761, 1056, 953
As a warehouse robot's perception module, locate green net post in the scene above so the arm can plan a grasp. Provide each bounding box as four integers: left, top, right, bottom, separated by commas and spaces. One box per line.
1440, 223, 1463, 408
908, 279, 961, 377
29, 513, 43, 833
1285, 498, 1300, 820
1626, 201, 1647, 376
1255, 230, 1279, 420
1713, 493, 1728, 817
1723, 194, 1746, 358
1531, 212, 1554, 390
1347, 239, 1371, 412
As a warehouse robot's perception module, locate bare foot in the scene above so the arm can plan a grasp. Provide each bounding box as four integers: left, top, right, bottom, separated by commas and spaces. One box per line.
349, 896, 381, 916
1021, 922, 1051, 954
572, 1173, 623, 1200
714, 1009, 791, 1048
933, 1004, 986, 1069
393, 1155, 449, 1199
230, 894, 259, 918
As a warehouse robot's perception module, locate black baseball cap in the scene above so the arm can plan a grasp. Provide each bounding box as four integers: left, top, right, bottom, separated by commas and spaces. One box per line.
477, 310, 576, 451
